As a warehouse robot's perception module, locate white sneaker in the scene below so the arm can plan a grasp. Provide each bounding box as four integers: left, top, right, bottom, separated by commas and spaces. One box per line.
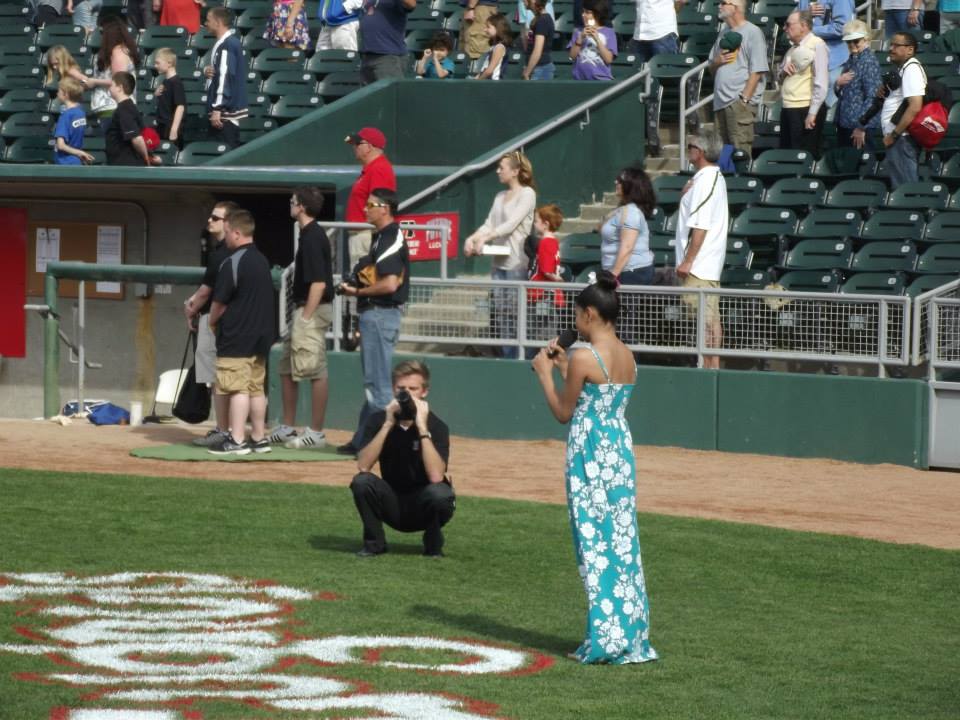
268, 424, 297, 444
284, 429, 326, 449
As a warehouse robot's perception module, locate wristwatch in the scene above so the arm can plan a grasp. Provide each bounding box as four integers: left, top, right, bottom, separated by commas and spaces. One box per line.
419, 432, 433, 441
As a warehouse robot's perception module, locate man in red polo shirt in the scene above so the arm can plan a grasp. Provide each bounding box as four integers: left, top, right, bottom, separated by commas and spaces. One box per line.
345, 127, 397, 270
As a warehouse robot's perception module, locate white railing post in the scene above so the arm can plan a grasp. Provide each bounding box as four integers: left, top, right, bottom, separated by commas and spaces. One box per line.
679, 59, 712, 170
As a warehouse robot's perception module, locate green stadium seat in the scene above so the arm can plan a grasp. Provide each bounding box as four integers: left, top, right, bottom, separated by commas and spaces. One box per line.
447, 51, 472, 79
560, 236, 601, 274
0, 64, 44, 91
251, 47, 307, 74
914, 244, 960, 274
858, 210, 925, 243
792, 208, 862, 240
821, 178, 887, 210
139, 24, 191, 53
225, 0, 273, 9
406, 9, 444, 30
611, 15, 636, 42
721, 267, 775, 288
730, 207, 798, 239
261, 70, 315, 98
915, 52, 958, 78
777, 269, 843, 293
501, 52, 526, 79
884, 181, 950, 213
752, 0, 796, 20
750, 149, 816, 179
760, 177, 827, 209
237, 7, 273, 31
189, 30, 217, 52
405, 29, 437, 52
175, 140, 230, 165
239, 118, 277, 143
610, 52, 641, 79
652, 175, 688, 212
930, 212, 960, 245
649, 231, 675, 267
811, 147, 871, 183
677, 10, 716, 40
0, 89, 48, 119
682, 32, 716, 58
0, 5, 30, 17
316, 71, 362, 102
841, 271, 907, 296
241, 34, 272, 54
35, 25, 85, 51
269, 94, 323, 122
725, 238, 753, 268
779, 239, 853, 270
725, 176, 764, 209
850, 241, 918, 272
906, 274, 958, 297
2, 136, 53, 164
306, 49, 361, 76
1, 111, 53, 139
934, 154, 960, 190
443, 14, 462, 34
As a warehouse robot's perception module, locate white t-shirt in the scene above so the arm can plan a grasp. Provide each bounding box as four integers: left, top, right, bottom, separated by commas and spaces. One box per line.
633, 0, 678, 42
881, 59, 926, 136
674, 165, 728, 282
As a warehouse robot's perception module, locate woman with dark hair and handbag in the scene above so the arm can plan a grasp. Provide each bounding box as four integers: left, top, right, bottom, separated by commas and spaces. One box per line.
531, 272, 658, 665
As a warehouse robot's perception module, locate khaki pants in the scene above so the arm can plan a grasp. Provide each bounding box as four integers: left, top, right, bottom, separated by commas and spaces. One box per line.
680, 274, 721, 323
279, 304, 333, 381
716, 100, 757, 157
460, 4, 496, 60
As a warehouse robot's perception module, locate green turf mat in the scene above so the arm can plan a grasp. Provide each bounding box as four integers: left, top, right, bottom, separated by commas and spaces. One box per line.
130, 443, 347, 461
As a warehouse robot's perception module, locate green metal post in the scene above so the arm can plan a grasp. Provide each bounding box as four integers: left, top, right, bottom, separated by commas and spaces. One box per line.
44, 273, 60, 419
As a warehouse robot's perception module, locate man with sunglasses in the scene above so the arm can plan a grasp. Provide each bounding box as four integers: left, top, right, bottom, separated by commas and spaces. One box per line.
183, 200, 240, 447
337, 188, 410, 457
881, 32, 926, 188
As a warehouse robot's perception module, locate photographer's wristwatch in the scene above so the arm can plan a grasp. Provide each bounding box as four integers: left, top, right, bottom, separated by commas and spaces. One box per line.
419, 432, 433, 441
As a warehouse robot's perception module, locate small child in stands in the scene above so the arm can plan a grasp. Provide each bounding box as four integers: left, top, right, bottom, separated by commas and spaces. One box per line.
46, 45, 91, 89
526, 203, 565, 357
415, 32, 455, 79
153, 47, 186, 149
53, 78, 95, 165
474, 13, 512, 80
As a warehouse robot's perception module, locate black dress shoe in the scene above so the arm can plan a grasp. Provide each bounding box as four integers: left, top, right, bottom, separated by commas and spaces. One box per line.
336, 443, 357, 456
356, 548, 385, 558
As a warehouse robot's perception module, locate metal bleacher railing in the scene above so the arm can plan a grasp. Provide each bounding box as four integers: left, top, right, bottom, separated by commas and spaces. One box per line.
282, 271, 914, 375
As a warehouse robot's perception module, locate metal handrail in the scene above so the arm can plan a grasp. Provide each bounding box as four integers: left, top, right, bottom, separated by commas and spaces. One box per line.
398, 68, 653, 212
678, 58, 712, 169
856, 0, 873, 31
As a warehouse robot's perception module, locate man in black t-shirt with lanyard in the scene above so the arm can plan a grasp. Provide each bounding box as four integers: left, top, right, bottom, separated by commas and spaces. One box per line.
184, 200, 239, 447
208, 209, 276, 455
269, 187, 335, 450
351, 360, 456, 558
336, 188, 410, 456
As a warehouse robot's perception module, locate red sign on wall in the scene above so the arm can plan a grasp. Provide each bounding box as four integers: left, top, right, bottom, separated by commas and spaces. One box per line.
397, 212, 460, 262
0, 208, 27, 358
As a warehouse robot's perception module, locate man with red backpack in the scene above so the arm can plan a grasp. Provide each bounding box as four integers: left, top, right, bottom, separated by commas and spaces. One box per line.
880, 33, 931, 188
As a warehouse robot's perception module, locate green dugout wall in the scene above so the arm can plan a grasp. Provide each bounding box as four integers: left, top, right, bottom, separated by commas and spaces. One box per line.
269, 351, 930, 469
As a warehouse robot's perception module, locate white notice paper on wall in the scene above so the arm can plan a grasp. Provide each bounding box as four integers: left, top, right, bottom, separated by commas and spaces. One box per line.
96, 225, 123, 293
36, 228, 61, 273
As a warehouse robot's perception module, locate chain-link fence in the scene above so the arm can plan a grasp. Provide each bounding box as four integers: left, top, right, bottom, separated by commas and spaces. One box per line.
912, 279, 960, 366
929, 298, 960, 370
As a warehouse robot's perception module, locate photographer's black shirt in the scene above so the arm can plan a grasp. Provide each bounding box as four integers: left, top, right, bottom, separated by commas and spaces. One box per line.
292, 220, 334, 305
358, 222, 409, 311
360, 410, 450, 493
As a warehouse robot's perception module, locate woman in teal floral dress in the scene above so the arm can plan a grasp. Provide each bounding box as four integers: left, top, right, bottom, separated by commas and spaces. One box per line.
532, 271, 657, 664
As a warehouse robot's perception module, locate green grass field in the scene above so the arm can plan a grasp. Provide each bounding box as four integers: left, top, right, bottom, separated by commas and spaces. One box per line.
0, 468, 958, 719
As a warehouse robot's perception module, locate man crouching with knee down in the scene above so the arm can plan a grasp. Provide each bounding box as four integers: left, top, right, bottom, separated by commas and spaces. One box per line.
350, 360, 455, 558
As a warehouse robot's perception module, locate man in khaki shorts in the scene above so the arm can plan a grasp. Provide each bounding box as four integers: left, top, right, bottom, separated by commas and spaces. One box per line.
269, 187, 336, 449
675, 133, 729, 369
183, 200, 238, 447
207, 209, 276, 455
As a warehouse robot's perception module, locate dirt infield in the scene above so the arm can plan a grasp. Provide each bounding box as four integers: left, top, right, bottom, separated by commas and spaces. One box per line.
1, 418, 958, 550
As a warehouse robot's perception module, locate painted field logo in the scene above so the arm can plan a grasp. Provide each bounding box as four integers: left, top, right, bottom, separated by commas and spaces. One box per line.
0, 572, 552, 719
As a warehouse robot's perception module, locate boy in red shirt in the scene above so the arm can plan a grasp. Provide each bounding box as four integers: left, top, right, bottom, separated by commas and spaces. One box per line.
526, 203, 565, 357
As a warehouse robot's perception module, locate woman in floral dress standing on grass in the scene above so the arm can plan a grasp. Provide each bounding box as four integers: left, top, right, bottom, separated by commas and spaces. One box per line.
532, 271, 657, 664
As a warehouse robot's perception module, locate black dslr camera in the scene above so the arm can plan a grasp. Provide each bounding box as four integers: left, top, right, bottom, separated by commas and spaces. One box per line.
335, 271, 360, 296
858, 71, 902, 126
395, 390, 417, 421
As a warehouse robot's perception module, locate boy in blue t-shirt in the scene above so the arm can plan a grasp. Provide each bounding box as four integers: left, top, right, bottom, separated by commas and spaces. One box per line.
53, 77, 94, 165
415, 32, 455, 79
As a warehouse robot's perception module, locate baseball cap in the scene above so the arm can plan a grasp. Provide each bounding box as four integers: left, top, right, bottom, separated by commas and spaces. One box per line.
141, 127, 161, 150
719, 30, 743, 51
790, 45, 815, 72
344, 127, 386, 149
842, 29, 867, 41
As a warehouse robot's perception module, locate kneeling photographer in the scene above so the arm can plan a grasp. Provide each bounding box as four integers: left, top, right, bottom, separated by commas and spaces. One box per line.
350, 361, 455, 558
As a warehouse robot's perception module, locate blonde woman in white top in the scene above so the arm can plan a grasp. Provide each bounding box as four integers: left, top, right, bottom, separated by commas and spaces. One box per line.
465, 151, 537, 358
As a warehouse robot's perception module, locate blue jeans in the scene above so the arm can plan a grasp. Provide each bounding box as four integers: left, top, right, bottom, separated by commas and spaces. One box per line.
491, 267, 526, 359
885, 133, 920, 189
619, 265, 656, 286
350, 306, 402, 448
884, 8, 924, 37
530, 62, 556, 80
629, 34, 679, 65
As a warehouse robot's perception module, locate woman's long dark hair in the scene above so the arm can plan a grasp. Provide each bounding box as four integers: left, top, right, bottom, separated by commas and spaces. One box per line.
583, 0, 610, 26
575, 270, 619, 323
97, 18, 140, 72
617, 165, 657, 219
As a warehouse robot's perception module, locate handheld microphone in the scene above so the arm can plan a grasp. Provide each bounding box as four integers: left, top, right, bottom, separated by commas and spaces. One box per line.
547, 328, 579, 358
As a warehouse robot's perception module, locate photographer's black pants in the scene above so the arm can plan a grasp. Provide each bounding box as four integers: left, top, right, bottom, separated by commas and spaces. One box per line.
350, 473, 456, 555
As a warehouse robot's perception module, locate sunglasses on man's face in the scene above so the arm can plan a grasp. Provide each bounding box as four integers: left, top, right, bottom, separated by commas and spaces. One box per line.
365, 201, 389, 209
209, 214, 225, 221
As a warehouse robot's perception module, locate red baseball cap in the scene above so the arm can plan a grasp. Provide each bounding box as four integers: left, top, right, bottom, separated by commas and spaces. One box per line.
141, 127, 161, 150
344, 127, 386, 150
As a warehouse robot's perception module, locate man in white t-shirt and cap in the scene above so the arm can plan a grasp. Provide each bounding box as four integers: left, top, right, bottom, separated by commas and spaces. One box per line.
675, 132, 728, 370
632, 0, 683, 157
881, 32, 926, 189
